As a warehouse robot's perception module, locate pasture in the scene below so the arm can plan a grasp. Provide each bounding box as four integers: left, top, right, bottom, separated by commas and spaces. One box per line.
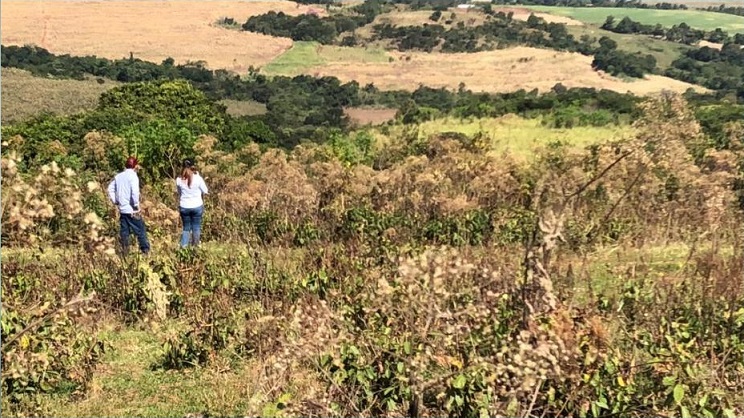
260, 41, 391, 75
0, 68, 119, 123
263, 43, 706, 95
0, 0, 326, 70
527, 6, 744, 33
373, 115, 633, 160
566, 25, 693, 69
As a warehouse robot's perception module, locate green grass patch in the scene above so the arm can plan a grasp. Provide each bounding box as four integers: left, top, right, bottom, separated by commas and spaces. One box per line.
375, 115, 633, 161
38, 322, 264, 417
261, 41, 391, 76
527, 6, 744, 33
567, 25, 692, 69
220, 99, 267, 117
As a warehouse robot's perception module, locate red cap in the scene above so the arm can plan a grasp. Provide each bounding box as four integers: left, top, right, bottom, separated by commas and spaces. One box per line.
125, 156, 138, 169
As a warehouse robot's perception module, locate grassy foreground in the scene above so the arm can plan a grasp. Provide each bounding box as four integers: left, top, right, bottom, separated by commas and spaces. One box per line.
20, 241, 724, 417
3, 94, 744, 417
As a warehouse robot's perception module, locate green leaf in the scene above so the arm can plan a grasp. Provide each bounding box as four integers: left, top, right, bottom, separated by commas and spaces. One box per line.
596, 397, 609, 409
662, 375, 676, 387
681, 406, 691, 418
673, 384, 685, 405
723, 409, 736, 418
453, 374, 467, 389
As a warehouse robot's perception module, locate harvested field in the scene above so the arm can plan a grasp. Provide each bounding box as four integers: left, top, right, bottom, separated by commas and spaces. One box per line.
1, 68, 119, 123
345, 107, 398, 126
291, 47, 707, 96
491, 7, 584, 25
0, 0, 326, 71
372, 9, 488, 27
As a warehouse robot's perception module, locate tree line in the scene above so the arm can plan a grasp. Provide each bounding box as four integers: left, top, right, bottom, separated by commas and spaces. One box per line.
700, 5, 744, 17
601, 16, 744, 46
1, 45, 649, 147
240, 6, 658, 78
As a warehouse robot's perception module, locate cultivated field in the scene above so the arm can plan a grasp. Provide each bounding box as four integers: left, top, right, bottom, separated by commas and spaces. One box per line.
0, 0, 326, 71
0, 68, 120, 123
264, 44, 707, 96
260, 41, 391, 75
527, 6, 744, 33
490, 7, 585, 25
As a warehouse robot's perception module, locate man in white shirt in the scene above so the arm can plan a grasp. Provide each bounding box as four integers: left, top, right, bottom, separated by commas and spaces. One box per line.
107, 156, 151, 256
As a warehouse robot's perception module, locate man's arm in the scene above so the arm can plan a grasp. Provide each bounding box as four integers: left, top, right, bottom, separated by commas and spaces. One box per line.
107, 178, 117, 205
131, 174, 141, 211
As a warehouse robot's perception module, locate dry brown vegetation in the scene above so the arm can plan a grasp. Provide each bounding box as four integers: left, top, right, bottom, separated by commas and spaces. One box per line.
365, 7, 581, 31
0, 0, 326, 70
3, 94, 744, 417
491, 6, 585, 25
344, 107, 398, 126
1, 68, 119, 123
302, 47, 707, 95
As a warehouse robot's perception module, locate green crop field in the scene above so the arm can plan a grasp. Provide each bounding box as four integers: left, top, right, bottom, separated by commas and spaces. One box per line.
261, 41, 391, 76
526, 6, 744, 33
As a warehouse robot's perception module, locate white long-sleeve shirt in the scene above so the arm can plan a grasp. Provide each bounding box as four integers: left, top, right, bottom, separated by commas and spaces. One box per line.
107, 169, 140, 214
176, 173, 208, 209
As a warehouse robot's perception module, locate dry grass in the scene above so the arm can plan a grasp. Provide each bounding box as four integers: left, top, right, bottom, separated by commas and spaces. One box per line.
698, 40, 724, 50
491, 6, 585, 25
1, 68, 119, 123
344, 107, 397, 126
1, 0, 327, 71
296, 46, 707, 96
364, 7, 581, 31
374, 8, 488, 27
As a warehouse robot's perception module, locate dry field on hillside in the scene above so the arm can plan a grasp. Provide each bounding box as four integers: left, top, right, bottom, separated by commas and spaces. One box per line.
491, 7, 584, 25
1, 0, 325, 71
362, 7, 581, 34
299, 47, 706, 95
344, 107, 398, 126
1, 68, 120, 123
372, 9, 488, 27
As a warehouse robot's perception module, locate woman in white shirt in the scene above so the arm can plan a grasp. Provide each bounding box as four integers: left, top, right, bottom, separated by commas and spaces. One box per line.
176, 159, 208, 248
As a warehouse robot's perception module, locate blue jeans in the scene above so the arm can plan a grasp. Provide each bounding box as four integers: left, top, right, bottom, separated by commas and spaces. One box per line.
179, 205, 204, 248
119, 213, 150, 256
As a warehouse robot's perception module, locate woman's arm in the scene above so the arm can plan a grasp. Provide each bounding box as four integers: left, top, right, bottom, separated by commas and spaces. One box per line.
199, 175, 209, 195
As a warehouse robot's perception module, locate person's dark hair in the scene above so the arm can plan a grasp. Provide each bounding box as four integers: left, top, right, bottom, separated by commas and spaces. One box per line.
125, 156, 138, 169
181, 159, 194, 187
